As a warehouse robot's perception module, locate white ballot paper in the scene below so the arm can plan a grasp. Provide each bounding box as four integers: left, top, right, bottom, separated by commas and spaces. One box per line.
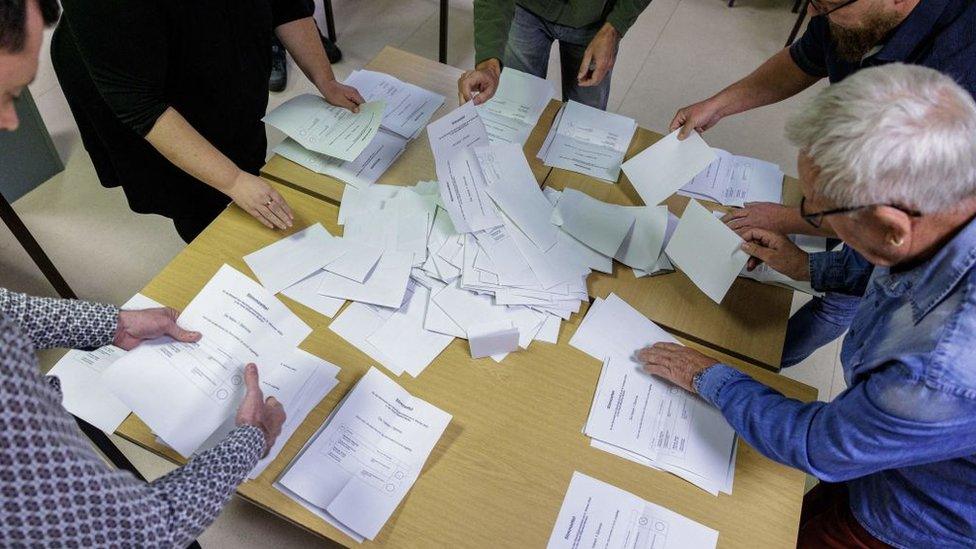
547, 472, 719, 549
665, 200, 750, 304
243, 223, 347, 294
571, 294, 738, 495
276, 367, 452, 541
317, 250, 413, 309
475, 143, 558, 250
438, 147, 502, 233
477, 68, 553, 145
622, 129, 718, 207
538, 100, 636, 182
345, 69, 445, 139
263, 94, 385, 161
427, 101, 491, 181
554, 188, 635, 257
47, 293, 163, 433
280, 270, 346, 318
678, 148, 783, 207
274, 133, 406, 189
105, 265, 312, 457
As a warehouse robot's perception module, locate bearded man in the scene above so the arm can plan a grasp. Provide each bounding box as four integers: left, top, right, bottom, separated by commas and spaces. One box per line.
667, 0, 976, 370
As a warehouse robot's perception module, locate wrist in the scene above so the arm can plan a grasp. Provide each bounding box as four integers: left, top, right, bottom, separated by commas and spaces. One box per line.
113, 310, 128, 347
476, 58, 501, 77
599, 22, 621, 40
692, 366, 713, 394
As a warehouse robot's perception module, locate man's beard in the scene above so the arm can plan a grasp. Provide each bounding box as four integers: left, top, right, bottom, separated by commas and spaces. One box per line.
829, 10, 903, 62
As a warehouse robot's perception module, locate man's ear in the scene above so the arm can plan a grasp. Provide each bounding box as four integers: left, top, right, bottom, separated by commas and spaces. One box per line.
874, 205, 913, 257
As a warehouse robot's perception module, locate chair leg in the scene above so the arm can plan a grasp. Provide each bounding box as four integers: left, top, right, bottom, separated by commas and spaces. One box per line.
439, 0, 448, 63
323, 0, 337, 43
727, 0, 735, 7
791, 0, 802, 13
786, 1, 808, 47
0, 192, 76, 299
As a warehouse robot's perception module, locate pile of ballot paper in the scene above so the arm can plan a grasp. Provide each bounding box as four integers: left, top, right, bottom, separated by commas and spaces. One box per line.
477, 68, 554, 145
570, 293, 739, 496
275, 367, 451, 542
538, 100, 637, 182
266, 70, 445, 188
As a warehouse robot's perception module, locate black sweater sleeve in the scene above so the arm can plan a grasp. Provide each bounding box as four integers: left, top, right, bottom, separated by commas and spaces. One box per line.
59, 0, 170, 137
272, 0, 315, 28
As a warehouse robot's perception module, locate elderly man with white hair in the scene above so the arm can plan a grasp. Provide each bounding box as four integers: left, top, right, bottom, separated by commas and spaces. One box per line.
639, 63, 976, 548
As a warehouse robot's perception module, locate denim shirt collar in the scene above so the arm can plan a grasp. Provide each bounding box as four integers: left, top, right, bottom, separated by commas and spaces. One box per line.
874, 217, 976, 323
872, 0, 952, 63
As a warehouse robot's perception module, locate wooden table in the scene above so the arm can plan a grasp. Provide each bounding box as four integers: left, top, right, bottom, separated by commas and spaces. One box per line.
261, 47, 562, 205
543, 127, 804, 369
117, 182, 815, 548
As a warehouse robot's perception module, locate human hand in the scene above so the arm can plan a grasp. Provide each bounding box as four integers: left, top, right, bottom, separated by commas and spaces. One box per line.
578, 23, 619, 87
235, 363, 286, 457
114, 308, 201, 350
458, 58, 501, 105
226, 171, 294, 230
722, 202, 797, 234
669, 98, 723, 140
739, 228, 810, 280
320, 79, 366, 113
637, 343, 718, 393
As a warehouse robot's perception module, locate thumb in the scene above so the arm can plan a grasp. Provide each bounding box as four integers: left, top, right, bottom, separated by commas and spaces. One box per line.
678, 124, 692, 140
577, 50, 594, 81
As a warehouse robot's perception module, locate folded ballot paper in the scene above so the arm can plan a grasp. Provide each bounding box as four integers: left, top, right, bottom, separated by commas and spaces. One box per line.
665, 199, 750, 304
263, 94, 385, 162
548, 472, 719, 549
275, 367, 451, 542
477, 67, 554, 145
537, 100, 637, 182
104, 265, 313, 457
570, 294, 739, 496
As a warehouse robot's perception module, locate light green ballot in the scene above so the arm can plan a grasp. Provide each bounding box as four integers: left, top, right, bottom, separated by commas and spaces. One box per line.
263, 94, 386, 162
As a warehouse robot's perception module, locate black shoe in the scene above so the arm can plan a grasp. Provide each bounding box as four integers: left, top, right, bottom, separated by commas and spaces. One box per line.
270, 36, 287, 92
321, 35, 342, 64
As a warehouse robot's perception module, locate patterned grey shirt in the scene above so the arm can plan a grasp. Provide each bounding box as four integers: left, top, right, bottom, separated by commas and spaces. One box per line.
0, 288, 265, 548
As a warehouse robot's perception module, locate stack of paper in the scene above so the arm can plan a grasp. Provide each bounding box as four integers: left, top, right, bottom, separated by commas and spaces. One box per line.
570, 293, 738, 495
269, 72, 444, 188
476, 68, 554, 145
47, 293, 164, 433
104, 265, 314, 457
678, 148, 784, 207
665, 200, 750, 304
275, 367, 451, 542
537, 100, 637, 182
548, 472, 719, 549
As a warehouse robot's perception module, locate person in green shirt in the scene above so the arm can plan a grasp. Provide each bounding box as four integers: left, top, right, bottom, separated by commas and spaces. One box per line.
458, 0, 651, 110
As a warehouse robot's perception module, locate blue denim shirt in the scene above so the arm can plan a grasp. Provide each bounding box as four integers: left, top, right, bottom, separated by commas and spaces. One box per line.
698, 217, 976, 548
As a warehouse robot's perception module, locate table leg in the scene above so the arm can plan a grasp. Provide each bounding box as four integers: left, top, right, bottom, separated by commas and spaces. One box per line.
439, 0, 448, 63
0, 192, 76, 299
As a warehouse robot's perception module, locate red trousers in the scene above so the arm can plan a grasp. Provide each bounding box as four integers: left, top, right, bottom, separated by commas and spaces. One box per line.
797, 482, 892, 548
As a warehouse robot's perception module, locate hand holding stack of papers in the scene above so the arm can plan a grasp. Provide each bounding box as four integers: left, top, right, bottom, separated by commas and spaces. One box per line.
263, 94, 385, 161
345, 69, 446, 139
665, 199, 750, 303
547, 472, 719, 549
677, 148, 784, 207
275, 367, 451, 542
104, 265, 313, 457
476, 68, 554, 145
570, 293, 738, 495
538, 100, 637, 182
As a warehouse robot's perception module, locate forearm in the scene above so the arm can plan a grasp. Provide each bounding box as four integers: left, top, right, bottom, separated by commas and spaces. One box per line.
147, 425, 265, 547
145, 107, 241, 196
0, 288, 117, 350
276, 17, 337, 91
708, 49, 820, 119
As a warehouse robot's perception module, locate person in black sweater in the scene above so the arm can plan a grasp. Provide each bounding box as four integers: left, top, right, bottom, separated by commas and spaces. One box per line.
52, 0, 364, 242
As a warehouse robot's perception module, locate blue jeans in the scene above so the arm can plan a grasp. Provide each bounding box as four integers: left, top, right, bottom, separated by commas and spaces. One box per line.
781, 292, 861, 367
503, 5, 613, 110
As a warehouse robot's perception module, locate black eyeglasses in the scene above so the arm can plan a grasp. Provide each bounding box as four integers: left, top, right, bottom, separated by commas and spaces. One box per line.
800, 196, 923, 228
809, 0, 859, 16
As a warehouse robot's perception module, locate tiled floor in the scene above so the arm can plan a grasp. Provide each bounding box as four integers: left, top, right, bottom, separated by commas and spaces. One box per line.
5, 0, 843, 545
